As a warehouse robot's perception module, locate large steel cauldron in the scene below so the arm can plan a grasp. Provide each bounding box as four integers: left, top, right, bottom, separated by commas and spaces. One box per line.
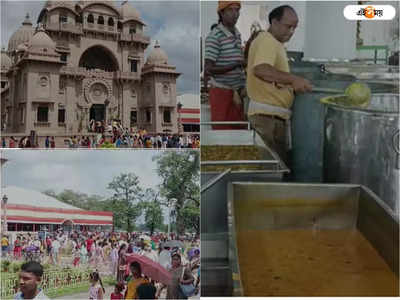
324, 93, 399, 215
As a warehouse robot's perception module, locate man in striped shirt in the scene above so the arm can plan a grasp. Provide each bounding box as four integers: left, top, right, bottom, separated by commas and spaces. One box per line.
204, 0, 246, 130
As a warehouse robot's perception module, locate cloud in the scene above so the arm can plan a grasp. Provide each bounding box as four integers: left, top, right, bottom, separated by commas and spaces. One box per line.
1, 150, 163, 197
1, 149, 192, 221
135, 1, 200, 94
0, 1, 42, 46
150, 23, 200, 94
0, 0, 199, 94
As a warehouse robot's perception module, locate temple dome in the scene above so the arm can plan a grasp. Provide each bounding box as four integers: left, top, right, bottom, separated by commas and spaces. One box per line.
1, 50, 12, 71
28, 26, 56, 52
146, 41, 168, 65
120, 1, 142, 23
8, 14, 35, 52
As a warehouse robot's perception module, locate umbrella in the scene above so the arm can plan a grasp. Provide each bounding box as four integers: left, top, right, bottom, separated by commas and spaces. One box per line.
163, 240, 184, 249
139, 235, 151, 241
159, 250, 171, 270
188, 247, 200, 259
125, 253, 172, 285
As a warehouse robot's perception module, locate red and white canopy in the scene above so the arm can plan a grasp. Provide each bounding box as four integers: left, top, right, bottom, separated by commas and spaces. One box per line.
177, 94, 200, 125
1, 186, 113, 226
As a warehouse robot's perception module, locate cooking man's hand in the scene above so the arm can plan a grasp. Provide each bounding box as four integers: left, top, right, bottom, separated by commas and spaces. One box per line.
292, 76, 313, 93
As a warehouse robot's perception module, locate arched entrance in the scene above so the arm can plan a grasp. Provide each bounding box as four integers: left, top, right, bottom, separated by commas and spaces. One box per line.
79, 46, 119, 72
90, 104, 105, 122
62, 219, 74, 232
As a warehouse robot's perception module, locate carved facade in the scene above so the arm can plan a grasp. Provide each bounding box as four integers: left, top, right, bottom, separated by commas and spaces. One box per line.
1, 0, 180, 136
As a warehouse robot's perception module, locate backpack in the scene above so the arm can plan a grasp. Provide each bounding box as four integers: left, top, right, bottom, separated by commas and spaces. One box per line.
243, 23, 264, 67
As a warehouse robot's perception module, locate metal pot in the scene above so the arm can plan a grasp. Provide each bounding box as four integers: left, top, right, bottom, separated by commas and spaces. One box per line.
324, 93, 399, 215
291, 82, 396, 183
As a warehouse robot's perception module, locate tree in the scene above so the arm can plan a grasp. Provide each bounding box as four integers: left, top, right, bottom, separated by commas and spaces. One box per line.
107, 173, 143, 232
143, 188, 164, 235
43, 189, 57, 198
43, 174, 149, 232
43, 189, 106, 211
180, 200, 200, 235
101, 197, 130, 231
153, 151, 200, 235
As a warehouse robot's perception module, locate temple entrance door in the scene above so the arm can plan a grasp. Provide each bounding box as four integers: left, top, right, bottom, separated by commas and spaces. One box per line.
90, 104, 105, 122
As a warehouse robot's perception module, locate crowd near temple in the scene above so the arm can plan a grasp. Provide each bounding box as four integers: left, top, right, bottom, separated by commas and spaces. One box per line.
1, 0, 200, 147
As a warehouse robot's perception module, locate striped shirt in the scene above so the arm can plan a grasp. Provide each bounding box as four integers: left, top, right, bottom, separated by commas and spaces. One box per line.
205, 23, 245, 90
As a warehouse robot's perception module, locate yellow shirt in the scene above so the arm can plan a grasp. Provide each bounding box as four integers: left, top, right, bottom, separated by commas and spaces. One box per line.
1, 237, 9, 246
125, 277, 148, 299
247, 31, 294, 116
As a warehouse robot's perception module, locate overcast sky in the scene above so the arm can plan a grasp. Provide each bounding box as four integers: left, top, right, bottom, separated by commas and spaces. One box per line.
0, 0, 200, 95
1, 150, 165, 198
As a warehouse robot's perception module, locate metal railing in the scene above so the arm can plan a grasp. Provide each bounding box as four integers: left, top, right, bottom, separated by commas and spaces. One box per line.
60, 67, 114, 79
46, 22, 83, 34
119, 33, 150, 44
60, 67, 140, 80
1, 268, 91, 298
115, 71, 140, 80
200, 121, 251, 130
83, 23, 118, 33
34, 122, 50, 127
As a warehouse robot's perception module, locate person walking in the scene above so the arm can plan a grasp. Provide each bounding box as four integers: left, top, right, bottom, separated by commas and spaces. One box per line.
110, 243, 119, 277
14, 236, 22, 260
51, 238, 61, 265
44, 136, 50, 149
9, 136, 16, 148
125, 262, 148, 300
45, 236, 52, 257
88, 271, 105, 300
116, 244, 127, 282
156, 252, 194, 299
72, 242, 81, 267
50, 137, 55, 148
80, 243, 88, 265
110, 282, 124, 300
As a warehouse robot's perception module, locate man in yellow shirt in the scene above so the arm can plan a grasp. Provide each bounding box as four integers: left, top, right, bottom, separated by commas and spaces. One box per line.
125, 261, 148, 299
1, 235, 9, 257
247, 5, 312, 164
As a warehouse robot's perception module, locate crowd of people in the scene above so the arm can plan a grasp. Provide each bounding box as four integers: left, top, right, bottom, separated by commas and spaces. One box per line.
1, 131, 200, 149
86, 121, 201, 149
62, 132, 200, 149
1, 230, 200, 299
1, 136, 43, 149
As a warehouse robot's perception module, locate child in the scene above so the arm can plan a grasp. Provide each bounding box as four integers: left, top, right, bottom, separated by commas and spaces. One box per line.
110, 282, 124, 300
72, 243, 80, 267
89, 271, 105, 300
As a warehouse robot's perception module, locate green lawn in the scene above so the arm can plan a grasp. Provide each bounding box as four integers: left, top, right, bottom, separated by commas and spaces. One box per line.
47, 284, 92, 298
49, 276, 116, 298
2, 275, 116, 299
